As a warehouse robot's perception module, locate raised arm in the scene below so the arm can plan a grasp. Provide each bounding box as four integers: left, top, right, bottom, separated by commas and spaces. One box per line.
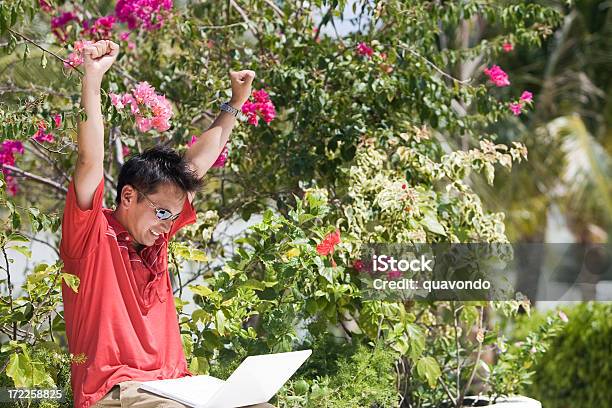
74, 40, 119, 210
184, 70, 255, 202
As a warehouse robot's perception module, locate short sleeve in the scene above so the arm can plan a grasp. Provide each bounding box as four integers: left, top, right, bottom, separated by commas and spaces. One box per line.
167, 197, 197, 240
59, 176, 106, 261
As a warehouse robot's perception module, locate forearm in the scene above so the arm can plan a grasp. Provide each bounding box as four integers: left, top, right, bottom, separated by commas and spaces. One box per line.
77, 75, 105, 164
184, 99, 242, 178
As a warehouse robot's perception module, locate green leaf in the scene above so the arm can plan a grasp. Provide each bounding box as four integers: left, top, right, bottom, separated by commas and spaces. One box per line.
62, 273, 80, 293
416, 356, 441, 388
8, 245, 31, 258
189, 356, 209, 375
189, 284, 213, 297
215, 310, 226, 336
239, 279, 266, 291
421, 212, 446, 236
7, 233, 29, 243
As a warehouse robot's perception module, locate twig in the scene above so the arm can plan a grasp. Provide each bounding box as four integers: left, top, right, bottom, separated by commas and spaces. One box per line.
262, 0, 285, 18
439, 374, 457, 406
458, 306, 485, 406
2, 164, 68, 193
399, 43, 471, 85
200, 22, 248, 30
7, 29, 83, 76
1, 247, 16, 340
229, 0, 260, 35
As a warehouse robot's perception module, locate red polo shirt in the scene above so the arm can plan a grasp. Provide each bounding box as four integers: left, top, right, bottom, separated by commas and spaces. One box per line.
60, 176, 196, 408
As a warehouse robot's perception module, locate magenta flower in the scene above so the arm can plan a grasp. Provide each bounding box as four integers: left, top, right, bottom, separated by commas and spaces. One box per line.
39, 0, 53, 13
115, 0, 174, 31
53, 113, 62, 128
241, 89, 276, 127
122, 145, 131, 157
387, 269, 402, 280
32, 121, 55, 143
1, 140, 25, 196
502, 42, 514, 53
212, 144, 229, 168
187, 135, 198, 147
509, 102, 523, 116
356, 42, 374, 58
520, 91, 533, 103
51, 12, 80, 43
83, 15, 116, 39
484, 65, 510, 87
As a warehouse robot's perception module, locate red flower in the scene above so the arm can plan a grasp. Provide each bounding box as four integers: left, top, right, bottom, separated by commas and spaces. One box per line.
316, 229, 341, 256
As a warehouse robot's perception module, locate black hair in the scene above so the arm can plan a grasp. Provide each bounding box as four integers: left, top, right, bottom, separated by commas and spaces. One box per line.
115, 145, 204, 204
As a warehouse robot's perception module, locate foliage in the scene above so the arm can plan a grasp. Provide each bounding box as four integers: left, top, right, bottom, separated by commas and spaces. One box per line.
514, 303, 612, 408
0, 1, 575, 407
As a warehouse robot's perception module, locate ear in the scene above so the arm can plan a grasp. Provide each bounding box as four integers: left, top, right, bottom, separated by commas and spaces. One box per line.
120, 185, 138, 208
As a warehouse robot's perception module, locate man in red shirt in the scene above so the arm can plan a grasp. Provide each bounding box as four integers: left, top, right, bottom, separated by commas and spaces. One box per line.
60, 40, 271, 407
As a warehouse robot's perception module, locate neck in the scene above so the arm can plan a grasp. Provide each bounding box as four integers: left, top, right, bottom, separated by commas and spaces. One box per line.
112, 208, 143, 251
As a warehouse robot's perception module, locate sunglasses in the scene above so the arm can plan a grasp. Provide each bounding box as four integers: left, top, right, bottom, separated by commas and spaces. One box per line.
133, 186, 181, 221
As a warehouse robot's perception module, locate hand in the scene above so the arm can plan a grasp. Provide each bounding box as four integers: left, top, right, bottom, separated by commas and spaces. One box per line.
83, 40, 119, 80
229, 70, 256, 108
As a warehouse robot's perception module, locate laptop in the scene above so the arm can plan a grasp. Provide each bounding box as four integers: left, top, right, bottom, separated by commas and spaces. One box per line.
139, 349, 312, 408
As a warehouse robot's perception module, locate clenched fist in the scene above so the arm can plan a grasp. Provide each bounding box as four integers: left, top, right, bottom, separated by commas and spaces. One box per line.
229, 70, 256, 108
83, 40, 119, 79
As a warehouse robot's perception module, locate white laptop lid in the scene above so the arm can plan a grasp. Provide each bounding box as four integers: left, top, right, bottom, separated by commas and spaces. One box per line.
139, 375, 225, 407
201, 349, 312, 408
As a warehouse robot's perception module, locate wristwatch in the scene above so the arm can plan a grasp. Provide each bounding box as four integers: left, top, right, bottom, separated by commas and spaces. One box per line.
220, 102, 245, 121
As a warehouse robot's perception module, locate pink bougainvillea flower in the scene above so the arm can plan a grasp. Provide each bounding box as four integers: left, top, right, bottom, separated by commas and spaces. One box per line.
387, 269, 402, 280
64, 40, 95, 68
509, 102, 523, 116
53, 113, 62, 128
0, 140, 25, 196
122, 145, 131, 157
109, 93, 124, 109
32, 120, 55, 143
519, 90, 533, 103
484, 65, 510, 87
241, 89, 276, 127
82, 15, 116, 39
187, 135, 229, 167
502, 42, 514, 53
39, 0, 53, 13
51, 12, 80, 43
115, 0, 174, 31
212, 144, 229, 168
356, 42, 374, 58
353, 259, 365, 271
111, 82, 173, 132
119, 31, 131, 41
187, 135, 198, 147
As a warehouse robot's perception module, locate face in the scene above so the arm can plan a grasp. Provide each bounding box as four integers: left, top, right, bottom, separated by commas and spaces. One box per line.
119, 182, 186, 247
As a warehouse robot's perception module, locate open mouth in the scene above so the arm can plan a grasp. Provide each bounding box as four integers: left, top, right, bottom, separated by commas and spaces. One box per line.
149, 229, 161, 237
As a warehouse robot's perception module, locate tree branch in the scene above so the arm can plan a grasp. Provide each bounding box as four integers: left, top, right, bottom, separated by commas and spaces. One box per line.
7, 29, 83, 76
2, 164, 68, 193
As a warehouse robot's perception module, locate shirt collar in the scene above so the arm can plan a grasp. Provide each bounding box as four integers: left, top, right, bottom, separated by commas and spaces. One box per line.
102, 209, 165, 263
